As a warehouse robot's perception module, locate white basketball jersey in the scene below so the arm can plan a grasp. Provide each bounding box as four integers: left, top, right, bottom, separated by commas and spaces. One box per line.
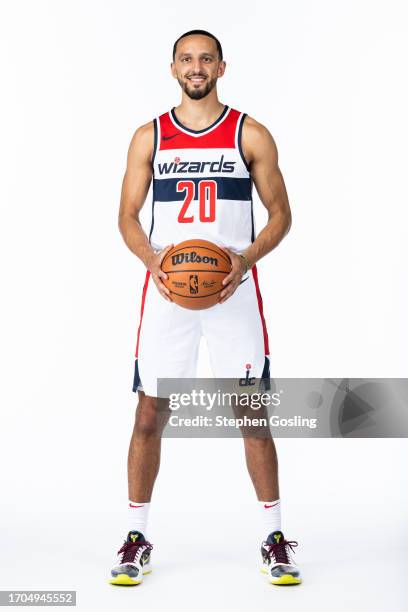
148, 105, 255, 252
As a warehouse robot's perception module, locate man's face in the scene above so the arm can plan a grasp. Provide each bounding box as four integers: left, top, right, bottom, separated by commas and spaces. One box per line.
171, 35, 226, 100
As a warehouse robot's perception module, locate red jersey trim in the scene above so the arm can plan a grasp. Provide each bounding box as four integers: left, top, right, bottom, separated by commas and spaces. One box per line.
158, 107, 241, 150
135, 271, 151, 358
169, 104, 230, 137
252, 265, 270, 355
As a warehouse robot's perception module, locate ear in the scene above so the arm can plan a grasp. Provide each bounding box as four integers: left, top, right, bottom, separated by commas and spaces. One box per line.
218, 60, 226, 77
170, 62, 177, 79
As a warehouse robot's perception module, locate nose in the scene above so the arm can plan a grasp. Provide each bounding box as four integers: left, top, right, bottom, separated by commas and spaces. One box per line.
190, 58, 203, 74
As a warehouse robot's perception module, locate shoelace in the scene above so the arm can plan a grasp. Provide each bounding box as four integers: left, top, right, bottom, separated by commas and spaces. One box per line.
265, 539, 298, 565
117, 540, 153, 564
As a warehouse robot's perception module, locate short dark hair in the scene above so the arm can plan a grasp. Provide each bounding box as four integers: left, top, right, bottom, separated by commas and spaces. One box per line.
172, 30, 223, 61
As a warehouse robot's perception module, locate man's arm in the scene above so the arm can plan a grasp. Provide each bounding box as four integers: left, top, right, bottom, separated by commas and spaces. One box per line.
241, 116, 292, 268
219, 116, 291, 302
118, 122, 172, 301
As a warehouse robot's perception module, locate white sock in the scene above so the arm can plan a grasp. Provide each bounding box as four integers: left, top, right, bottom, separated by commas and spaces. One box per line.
128, 501, 150, 538
259, 499, 281, 538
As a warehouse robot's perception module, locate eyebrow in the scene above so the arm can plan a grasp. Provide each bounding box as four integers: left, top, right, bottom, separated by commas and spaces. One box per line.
178, 52, 215, 59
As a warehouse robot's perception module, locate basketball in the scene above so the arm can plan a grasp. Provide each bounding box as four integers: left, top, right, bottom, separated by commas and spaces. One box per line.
161, 239, 232, 310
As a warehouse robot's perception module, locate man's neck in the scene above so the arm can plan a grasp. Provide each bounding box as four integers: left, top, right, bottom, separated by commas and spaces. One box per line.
173, 93, 225, 131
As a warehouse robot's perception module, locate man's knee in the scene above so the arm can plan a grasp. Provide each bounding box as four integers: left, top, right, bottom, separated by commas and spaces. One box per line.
244, 434, 274, 450
134, 394, 169, 438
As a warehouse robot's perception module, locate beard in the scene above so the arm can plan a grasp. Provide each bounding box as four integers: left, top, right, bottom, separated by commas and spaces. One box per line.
177, 75, 217, 100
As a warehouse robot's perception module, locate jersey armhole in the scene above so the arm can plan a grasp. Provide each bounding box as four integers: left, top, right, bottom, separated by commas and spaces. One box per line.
151, 118, 159, 167
237, 113, 251, 173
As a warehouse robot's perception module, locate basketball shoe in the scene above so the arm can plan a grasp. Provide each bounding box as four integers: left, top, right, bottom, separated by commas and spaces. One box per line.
109, 530, 153, 585
260, 530, 302, 585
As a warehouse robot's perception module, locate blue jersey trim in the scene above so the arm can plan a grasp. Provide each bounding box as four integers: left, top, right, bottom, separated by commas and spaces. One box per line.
151, 118, 158, 166
148, 119, 158, 243
153, 176, 252, 202
250, 178, 255, 242
237, 113, 251, 172
170, 105, 229, 134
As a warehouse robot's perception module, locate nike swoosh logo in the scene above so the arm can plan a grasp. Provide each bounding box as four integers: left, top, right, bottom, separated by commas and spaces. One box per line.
129, 504, 145, 508
162, 133, 181, 141
239, 277, 248, 286
264, 502, 279, 509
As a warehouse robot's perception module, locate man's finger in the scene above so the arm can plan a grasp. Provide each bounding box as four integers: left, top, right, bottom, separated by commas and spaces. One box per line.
161, 286, 172, 301
220, 287, 232, 300
158, 285, 171, 301
153, 267, 168, 284
153, 273, 171, 296
158, 281, 171, 296
222, 272, 234, 286
223, 270, 242, 286
220, 280, 240, 301
158, 243, 174, 264
157, 244, 173, 279
158, 269, 168, 281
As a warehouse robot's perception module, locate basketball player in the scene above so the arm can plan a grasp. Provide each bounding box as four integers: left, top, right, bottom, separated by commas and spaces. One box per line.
110, 30, 302, 586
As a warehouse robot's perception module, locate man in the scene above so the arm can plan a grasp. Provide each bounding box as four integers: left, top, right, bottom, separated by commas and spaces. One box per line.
110, 29, 302, 586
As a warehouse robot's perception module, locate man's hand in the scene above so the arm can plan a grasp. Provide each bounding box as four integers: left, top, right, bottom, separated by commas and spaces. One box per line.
146, 244, 174, 302
219, 248, 248, 304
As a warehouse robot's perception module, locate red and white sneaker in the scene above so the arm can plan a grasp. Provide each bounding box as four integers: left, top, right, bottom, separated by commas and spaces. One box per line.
109, 530, 153, 586
261, 530, 302, 585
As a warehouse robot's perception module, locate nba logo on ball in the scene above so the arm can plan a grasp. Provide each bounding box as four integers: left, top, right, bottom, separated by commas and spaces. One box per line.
189, 274, 199, 294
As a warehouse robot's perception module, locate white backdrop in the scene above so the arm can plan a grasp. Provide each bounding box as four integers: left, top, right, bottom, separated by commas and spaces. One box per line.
0, 1, 407, 610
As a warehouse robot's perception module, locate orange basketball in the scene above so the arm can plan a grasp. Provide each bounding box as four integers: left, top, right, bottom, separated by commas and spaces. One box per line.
161, 239, 232, 310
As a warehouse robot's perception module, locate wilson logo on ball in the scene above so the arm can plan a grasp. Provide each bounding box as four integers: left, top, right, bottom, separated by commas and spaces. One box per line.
171, 251, 218, 267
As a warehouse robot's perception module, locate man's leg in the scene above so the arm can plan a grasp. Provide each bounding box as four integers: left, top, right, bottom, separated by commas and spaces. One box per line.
202, 268, 302, 584
243, 434, 279, 501
109, 392, 170, 586
243, 431, 282, 538
128, 391, 170, 502
110, 267, 200, 586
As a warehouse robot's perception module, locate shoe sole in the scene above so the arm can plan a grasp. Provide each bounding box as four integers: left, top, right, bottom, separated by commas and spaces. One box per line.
261, 567, 302, 585
269, 575, 302, 585
109, 567, 152, 586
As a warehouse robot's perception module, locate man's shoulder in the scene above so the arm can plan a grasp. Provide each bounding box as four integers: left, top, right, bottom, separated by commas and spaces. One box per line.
240, 114, 278, 162
132, 120, 155, 141
128, 120, 155, 157
242, 114, 271, 139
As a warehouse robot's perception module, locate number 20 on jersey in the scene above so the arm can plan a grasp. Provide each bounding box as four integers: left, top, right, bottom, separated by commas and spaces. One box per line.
176, 179, 217, 223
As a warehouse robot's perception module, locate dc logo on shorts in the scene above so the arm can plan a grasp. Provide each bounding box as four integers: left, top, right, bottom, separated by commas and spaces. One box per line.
189, 274, 199, 294
239, 363, 256, 386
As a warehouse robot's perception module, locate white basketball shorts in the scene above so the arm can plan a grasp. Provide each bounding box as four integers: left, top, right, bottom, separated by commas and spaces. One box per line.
132, 264, 271, 398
